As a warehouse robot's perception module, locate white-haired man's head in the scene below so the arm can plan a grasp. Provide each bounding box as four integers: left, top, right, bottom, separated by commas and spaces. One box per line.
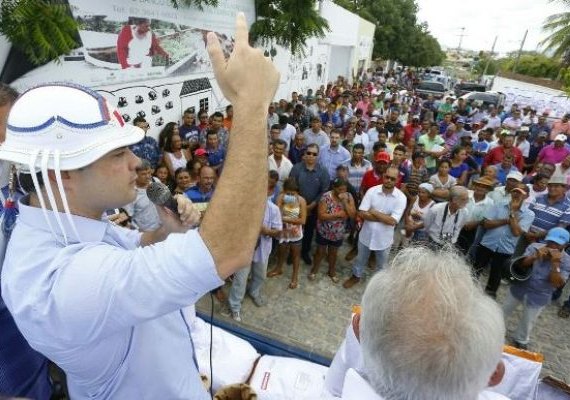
360, 247, 505, 400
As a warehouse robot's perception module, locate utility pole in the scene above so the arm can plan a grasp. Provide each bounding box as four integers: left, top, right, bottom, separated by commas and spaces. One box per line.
482, 35, 498, 78
512, 29, 528, 74
456, 27, 466, 53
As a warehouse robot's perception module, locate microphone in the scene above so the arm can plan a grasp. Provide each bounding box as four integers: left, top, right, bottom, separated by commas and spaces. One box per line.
146, 181, 179, 216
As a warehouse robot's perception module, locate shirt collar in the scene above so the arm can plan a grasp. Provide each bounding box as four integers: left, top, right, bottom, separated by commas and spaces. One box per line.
342, 369, 383, 399
18, 195, 108, 243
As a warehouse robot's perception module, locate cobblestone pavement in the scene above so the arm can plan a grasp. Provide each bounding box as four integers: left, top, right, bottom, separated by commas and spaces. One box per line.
196, 246, 570, 382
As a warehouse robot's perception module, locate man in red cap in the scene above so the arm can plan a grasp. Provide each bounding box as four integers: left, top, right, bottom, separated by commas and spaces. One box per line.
360, 151, 400, 197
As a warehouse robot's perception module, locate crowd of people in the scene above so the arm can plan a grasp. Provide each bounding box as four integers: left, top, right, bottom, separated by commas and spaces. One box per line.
120, 70, 570, 353
0, 11, 569, 397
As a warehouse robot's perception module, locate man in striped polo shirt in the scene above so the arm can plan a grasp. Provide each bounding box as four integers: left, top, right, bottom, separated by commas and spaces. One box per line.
514, 174, 570, 257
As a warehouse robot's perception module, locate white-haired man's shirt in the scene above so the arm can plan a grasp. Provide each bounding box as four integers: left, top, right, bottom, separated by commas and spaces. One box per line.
338, 369, 510, 399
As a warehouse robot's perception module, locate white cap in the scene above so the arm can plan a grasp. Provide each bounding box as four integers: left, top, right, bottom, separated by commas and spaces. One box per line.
506, 171, 524, 182
555, 134, 567, 142
0, 83, 144, 171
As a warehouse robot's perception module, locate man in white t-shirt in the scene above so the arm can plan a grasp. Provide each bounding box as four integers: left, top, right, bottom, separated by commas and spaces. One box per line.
486, 106, 502, 130
343, 166, 406, 289
268, 138, 293, 184
553, 154, 570, 185
278, 115, 296, 149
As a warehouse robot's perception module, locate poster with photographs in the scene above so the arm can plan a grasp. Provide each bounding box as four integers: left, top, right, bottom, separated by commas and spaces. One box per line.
11, 0, 255, 89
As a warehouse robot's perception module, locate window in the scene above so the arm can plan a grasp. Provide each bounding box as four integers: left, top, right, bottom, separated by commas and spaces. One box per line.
199, 98, 209, 113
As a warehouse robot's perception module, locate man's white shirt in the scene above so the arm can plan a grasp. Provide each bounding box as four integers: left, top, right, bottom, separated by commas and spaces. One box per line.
268, 154, 293, 183
358, 185, 407, 251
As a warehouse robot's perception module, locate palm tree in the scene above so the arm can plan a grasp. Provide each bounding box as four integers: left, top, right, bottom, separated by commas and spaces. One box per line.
541, 0, 570, 59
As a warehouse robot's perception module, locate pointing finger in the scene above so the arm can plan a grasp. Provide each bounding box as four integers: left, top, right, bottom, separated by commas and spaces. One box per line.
234, 12, 249, 48
207, 31, 225, 78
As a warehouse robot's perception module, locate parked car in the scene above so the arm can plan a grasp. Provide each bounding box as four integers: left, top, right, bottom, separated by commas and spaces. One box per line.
457, 91, 506, 108
454, 82, 486, 97
415, 81, 446, 100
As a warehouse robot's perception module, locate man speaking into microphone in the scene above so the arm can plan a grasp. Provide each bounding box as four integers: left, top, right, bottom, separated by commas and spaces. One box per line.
0, 13, 279, 400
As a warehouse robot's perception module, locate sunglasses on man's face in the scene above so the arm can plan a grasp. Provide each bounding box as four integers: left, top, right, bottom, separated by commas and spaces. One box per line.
305, 152, 318, 156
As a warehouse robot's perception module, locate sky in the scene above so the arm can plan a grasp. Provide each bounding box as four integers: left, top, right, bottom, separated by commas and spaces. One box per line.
416, 0, 568, 55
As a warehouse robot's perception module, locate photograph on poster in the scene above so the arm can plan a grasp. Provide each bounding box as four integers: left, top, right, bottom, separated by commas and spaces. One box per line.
76, 14, 234, 76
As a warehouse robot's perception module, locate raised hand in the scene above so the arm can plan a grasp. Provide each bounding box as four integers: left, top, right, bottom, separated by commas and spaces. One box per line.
207, 13, 279, 107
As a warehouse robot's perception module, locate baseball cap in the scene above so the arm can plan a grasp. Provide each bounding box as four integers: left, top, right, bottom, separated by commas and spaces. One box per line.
370, 116, 378, 122
548, 174, 567, 185
545, 227, 570, 245
418, 182, 433, 193
0, 83, 144, 171
555, 134, 567, 142
456, 117, 466, 124
538, 131, 548, 137
375, 151, 391, 163
506, 171, 524, 182
194, 148, 207, 156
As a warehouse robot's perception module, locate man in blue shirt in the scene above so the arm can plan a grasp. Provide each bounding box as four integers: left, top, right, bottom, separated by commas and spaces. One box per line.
319, 129, 351, 179
179, 108, 200, 147
205, 130, 226, 173
0, 14, 279, 400
493, 154, 519, 185
525, 174, 570, 243
290, 143, 330, 264
504, 228, 570, 350
185, 166, 216, 209
474, 183, 535, 298
128, 117, 160, 169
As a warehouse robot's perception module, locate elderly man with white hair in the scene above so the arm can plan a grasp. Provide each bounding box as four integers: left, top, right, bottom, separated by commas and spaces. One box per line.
422, 185, 469, 248
328, 247, 509, 399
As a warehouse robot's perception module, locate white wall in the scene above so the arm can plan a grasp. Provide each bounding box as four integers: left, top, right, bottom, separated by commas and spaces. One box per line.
319, 0, 359, 47
328, 45, 353, 84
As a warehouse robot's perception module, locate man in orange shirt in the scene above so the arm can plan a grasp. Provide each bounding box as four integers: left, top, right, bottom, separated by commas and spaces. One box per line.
223, 104, 233, 132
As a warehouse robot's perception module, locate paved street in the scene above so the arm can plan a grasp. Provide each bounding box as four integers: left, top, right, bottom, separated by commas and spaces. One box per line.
197, 246, 570, 382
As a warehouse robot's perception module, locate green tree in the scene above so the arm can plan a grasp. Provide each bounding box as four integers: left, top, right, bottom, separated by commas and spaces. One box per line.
398, 24, 445, 67
541, 0, 570, 60
473, 53, 500, 75
0, 0, 80, 65
502, 53, 560, 79
250, 0, 329, 57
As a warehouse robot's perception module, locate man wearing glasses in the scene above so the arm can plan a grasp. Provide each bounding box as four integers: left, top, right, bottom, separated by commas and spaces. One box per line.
128, 116, 160, 169
343, 166, 406, 289
290, 144, 330, 265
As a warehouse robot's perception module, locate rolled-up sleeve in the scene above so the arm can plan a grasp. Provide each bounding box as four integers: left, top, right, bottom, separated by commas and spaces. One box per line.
45, 229, 223, 345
